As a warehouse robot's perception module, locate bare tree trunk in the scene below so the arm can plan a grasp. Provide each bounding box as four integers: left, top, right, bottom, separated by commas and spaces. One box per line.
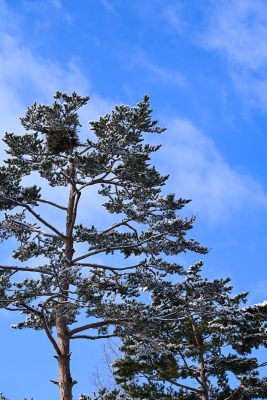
188, 309, 209, 400
199, 359, 209, 400
57, 324, 73, 400
56, 172, 76, 400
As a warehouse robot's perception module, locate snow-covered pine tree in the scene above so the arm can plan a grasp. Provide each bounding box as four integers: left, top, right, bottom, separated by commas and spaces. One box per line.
0, 92, 207, 400
106, 261, 267, 400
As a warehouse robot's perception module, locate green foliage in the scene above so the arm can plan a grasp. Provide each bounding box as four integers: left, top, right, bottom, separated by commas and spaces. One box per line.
20, 91, 89, 154
0, 91, 265, 400
0, 92, 208, 396
105, 263, 267, 399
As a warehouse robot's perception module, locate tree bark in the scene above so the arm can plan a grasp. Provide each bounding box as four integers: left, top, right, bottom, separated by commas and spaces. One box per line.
57, 324, 73, 400
56, 171, 76, 400
199, 358, 209, 400
188, 310, 209, 400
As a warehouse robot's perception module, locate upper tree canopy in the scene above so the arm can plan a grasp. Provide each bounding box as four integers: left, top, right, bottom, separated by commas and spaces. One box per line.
0, 92, 207, 362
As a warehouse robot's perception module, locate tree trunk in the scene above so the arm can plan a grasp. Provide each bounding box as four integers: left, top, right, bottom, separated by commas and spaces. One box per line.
57, 171, 76, 400
188, 310, 209, 400
199, 359, 209, 400
57, 323, 73, 400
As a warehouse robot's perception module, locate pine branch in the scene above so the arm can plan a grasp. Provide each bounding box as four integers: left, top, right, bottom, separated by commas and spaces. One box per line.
72, 233, 163, 264
142, 372, 201, 394
69, 319, 127, 337
0, 194, 66, 239
24, 204, 66, 240
224, 385, 251, 400
0, 265, 50, 274
70, 334, 116, 340
38, 198, 67, 211
165, 378, 201, 393
10, 219, 62, 240
102, 218, 133, 234
78, 159, 117, 192
40, 295, 63, 356
72, 261, 144, 272
79, 144, 92, 155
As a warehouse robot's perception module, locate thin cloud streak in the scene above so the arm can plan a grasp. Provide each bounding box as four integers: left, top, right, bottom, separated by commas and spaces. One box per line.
156, 117, 267, 222
202, 0, 267, 111
129, 51, 186, 87
0, 0, 266, 226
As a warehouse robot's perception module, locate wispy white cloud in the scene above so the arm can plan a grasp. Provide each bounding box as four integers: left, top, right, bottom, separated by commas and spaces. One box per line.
51, 0, 62, 8
0, 0, 266, 227
130, 51, 186, 87
202, 0, 267, 111
156, 117, 267, 221
203, 0, 267, 69
50, 0, 72, 21
100, 0, 118, 16
0, 3, 113, 133
0, 0, 116, 235
162, 4, 185, 34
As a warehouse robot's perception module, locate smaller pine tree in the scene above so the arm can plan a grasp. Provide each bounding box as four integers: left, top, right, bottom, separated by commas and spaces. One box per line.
101, 262, 267, 400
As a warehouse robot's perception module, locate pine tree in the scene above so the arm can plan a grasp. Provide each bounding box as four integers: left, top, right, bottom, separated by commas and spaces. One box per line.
0, 92, 207, 400
106, 262, 267, 400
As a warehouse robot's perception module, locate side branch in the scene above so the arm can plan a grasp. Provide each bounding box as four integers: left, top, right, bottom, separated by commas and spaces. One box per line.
41, 295, 64, 356
77, 159, 117, 192
20, 301, 60, 356
165, 378, 201, 393
69, 319, 127, 337
224, 385, 251, 400
72, 233, 163, 264
24, 204, 66, 240
11, 219, 62, 240
72, 262, 144, 272
71, 334, 116, 340
0, 265, 51, 274
38, 198, 67, 211
0, 194, 66, 240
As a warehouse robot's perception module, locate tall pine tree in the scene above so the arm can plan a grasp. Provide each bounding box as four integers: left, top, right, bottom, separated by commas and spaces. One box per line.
0, 92, 207, 400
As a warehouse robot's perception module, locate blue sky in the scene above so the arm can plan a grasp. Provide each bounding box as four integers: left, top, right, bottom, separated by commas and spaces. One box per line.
0, 0, 266, 398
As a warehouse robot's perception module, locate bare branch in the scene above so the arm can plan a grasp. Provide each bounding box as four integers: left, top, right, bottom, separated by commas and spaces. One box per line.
69, 319, 127, 337
79, 144, 92, 155
24, 204, 66, 240
258, 361, 267, 368
72, 262, 143, 272
224, 385, 251, 400
177, 349, 202, 386
102, 218, 133, 234
70, 334, 116, 340
141, 371, 201, 393
72, 233, 163, 264
40, 295, 63, 356
77, 159, 117, 192
0, 265, 51, 274
0, 194, 66, 240
38, 198, 67, 211
10, 219, 62, 240
163, 378, 201, 393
